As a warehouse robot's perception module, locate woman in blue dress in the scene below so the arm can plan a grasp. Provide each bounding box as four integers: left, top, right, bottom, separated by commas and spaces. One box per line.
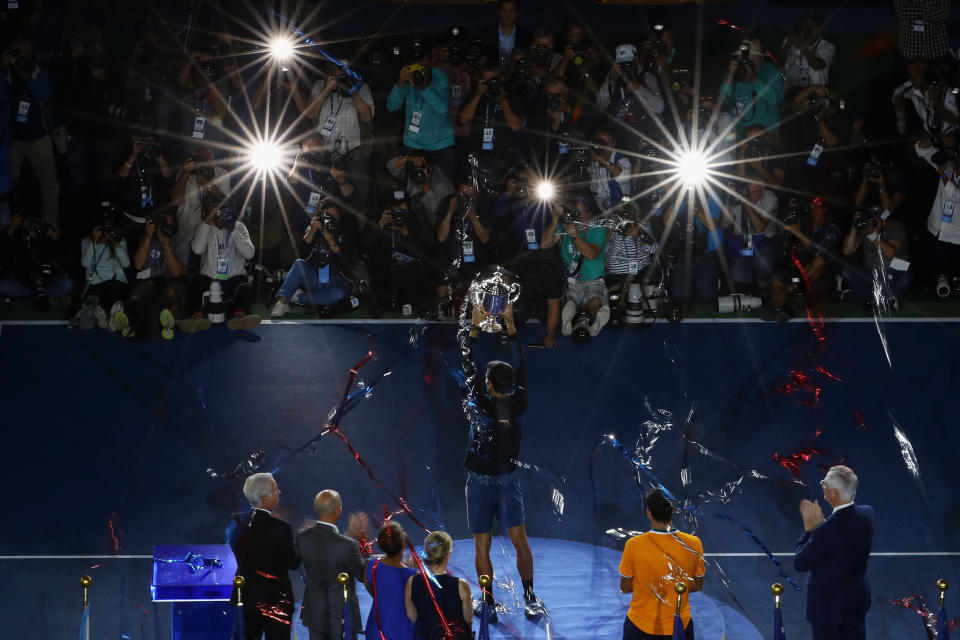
365, 521, 417, 640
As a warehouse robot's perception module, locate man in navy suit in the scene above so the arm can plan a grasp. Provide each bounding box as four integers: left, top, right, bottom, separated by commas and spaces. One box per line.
794, 465, 873, 640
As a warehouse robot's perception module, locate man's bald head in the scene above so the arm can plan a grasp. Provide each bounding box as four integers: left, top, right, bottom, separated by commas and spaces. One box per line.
314, 489, 343, 522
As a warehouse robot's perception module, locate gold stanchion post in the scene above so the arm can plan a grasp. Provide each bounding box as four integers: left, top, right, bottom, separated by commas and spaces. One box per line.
938, 578, 949, 609
674, 582, 687, 615
772, 583, 783, 608
338, 572, 349, 603
80, 575, 92, 609
234, 576, 246, 608
479, 574, 492, 603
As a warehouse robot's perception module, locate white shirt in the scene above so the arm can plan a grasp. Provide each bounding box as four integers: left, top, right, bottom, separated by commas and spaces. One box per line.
831, 501, 854, 514
308, 81, 375, 153
191, 221, 256, 279
596, 69, 664, 116
730, 189, 779, 238
892, 81, 959, 136
917, 141, 960, 245
315, 520, 340, 534
781, 37, 836, 91
174, 167, 232, 264
589, 150, 633, 212
498, 26, 517, 67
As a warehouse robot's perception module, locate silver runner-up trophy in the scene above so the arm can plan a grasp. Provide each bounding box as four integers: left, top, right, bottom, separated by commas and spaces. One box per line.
469, 267, 521, 333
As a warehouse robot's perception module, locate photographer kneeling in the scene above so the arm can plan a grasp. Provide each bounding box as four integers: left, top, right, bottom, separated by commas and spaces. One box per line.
437, 177, 491, 305
0, 213, 72, 311
547, 197, 609, 340
763, 196, 839, 321
120, 213, 184, 339
368, 200, 428, 314
270, 198, 358, 319
80, 215, 130, 330
180, 191, 259, 332
840, 209, 911, 310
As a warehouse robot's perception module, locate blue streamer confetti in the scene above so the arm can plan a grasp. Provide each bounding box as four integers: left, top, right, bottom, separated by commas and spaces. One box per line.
713, 513, 801, 591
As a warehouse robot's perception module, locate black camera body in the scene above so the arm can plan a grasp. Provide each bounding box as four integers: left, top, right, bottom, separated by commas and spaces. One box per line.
547, 94, 564, 111
190, 155, 216, 181
389, 207, 407, 228
865, 161, 883, 180
320, 211, 338, 234
531, 44, 552, 67
485, 77, 501, 100
101, 220, 122, 243
24, 217, 51, 239
570, 49, 589, 68
331, 151, 349, 172
807, 94, 830, 115
931, 141, 959, 166
733, 45, 753, 81
559, 206, 578, 225
409, 164, 428, 185
854, 210, 878, 232
298, 151, 325, 167
619, 61, 636, 81
782, 200, 809, 226
744, 138, 765, 160
149, 215, 175, 237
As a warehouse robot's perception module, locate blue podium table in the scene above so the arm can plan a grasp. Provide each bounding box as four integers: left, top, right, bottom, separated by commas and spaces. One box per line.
151, 544, 238, 640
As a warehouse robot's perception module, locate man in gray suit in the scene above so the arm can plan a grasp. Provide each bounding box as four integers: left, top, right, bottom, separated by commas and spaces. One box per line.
297, 490, 368, 640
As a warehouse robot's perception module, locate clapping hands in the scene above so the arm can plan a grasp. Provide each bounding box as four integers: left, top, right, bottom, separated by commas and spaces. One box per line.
799, 499, 825, 531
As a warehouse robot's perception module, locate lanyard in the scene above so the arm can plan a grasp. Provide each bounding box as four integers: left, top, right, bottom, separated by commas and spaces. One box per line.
194, 89, 208, 113
413, 92, 424, 113
216, 229, 232, 258
88, 244, 109, 279
624, 233, 637, 262
327, 92, 344, 119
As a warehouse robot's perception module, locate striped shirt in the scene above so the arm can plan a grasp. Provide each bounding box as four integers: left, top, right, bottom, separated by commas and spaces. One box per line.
605, 223, 658, 275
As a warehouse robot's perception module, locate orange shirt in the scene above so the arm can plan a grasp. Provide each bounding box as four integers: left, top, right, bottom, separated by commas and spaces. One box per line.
617, 529, 705, 635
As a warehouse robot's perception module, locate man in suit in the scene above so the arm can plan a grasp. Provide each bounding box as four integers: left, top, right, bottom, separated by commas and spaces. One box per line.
297, 490, 367, 640
794, 465, 873, 640
230, 473, 301, 640
483, 0, 532, 68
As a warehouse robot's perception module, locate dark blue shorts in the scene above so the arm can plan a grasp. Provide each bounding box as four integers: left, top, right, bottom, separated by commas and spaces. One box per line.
465, 471, 525, 534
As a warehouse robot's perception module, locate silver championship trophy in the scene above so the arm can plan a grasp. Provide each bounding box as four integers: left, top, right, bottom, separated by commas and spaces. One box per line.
469, 267, 521, 333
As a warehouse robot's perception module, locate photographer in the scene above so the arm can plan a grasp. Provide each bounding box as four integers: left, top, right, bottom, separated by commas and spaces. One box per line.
125, 213, 185, 339
527, 29, 563, 81
386, 151, 454, 230
595, 44, 664, 132
891, 59, 959, 138
170, 146, 231, 269
718, 39, 783, 138
916, 137, 960, 294
292, 61, 374, 163
0, 213, 72, 310
434, 31, 475, 145
550, 197, 610, 339
588, 127, 633, 213
685, 96, 736, 168
3, 36, 59, 231
386, 49, 456, 180
551, 20, 600, 99
270, 198, 359, 319
176, 41, 231, 153
604, 201, 658, 289
458, 62, 524, 181
80, 215, 131, 328
289, 136, 362, 231
368, 200, 429, 314
662, 194, 723, 307
841, 209, 911, 307
115, 128, 173, 218
853, 152, 906, 217
765, 196, 839, 321
503, 181, 563, 347
892, 0, 952, 63
722, 181, 779, 292
779, 11, 835, 92
180, 192, 259, 332
436, 177, 491, 302
736, 124, 786, 190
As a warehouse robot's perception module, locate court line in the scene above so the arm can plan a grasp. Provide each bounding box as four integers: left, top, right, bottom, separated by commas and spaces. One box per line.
1, 552, 958, 560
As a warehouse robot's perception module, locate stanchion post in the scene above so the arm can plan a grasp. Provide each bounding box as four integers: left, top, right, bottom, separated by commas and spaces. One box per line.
772, 583, 783, 609
80, 575, 92, 610
674, 582, 687, 615
937, 578, 949, 609
479, 574, 492, 604
338, 572, 349, 603
234, 576, 246, 608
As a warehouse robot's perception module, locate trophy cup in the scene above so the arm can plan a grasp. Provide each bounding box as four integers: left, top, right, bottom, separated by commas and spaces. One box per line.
470, 267, 521, 333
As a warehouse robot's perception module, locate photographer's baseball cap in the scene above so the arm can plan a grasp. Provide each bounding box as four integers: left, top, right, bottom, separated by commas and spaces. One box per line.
615, 44, 637, 64
732, 38, 764, 57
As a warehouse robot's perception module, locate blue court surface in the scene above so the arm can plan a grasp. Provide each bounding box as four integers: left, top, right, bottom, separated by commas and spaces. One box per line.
1, 317, 958, 639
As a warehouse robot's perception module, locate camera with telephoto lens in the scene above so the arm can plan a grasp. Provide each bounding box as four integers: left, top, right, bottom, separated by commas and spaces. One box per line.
671, 64, 690, 91
465, 39, 485, 69
865, 161, 883, 180
100, 219, 122, 243
547, 94, 564, 111
298, 151, 325, 167
320, 210, 338, 234
331, 151, 349, 172
854, 206, 882, 232
335, 71, 355, 93
24, 217, 51, 238
570, 145, 591, 178
734, 43, 753, 81
782, 198, 808, 226
190, 155, 216, 181
807, 93, 830, 115
447, 44, 464, 67
531, 44, 552, 67
149, 215, 175, 237
652, 25, 667, 57
389, 207, 407, 228
570, 48, 589, 68
409, 164, 428, 185
515, 59, 541, 98
744, 137, 765, 160
410, 39, 424, 62
618, 61, 636, 82
214, 204, 238, 228
407, 63, 428, 89
571, 310, 592, 343
930, 136, 959, 166
485, 77, 502, 100
558, 205, 578, 225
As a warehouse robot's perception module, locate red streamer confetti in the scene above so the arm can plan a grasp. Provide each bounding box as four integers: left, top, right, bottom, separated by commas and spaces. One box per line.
814, 364, 842, 382
778, 369, 822, 407
256, 598, 293, 626
357, 531, 374, 557
772, 448, 820, 480
107, 513, 122, 555
855, 411, 867, 430
891, 595, 959, 638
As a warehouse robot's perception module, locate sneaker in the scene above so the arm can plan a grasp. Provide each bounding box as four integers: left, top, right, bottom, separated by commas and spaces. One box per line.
113, 308, 134, 338
891, 296, 899, 312
473, 598, 498, 624
758, 305, 791, 323
179, 313, 212, 333
523, 592, 546, 618
160, 308, 175, 340
107, 301, 124, 332
839, 288, 852, 302
94, 305, 108, 329
560, 300, 576, 336
270, 300, 290, 320
590, 304, 611, 337
226, 313, 261, 331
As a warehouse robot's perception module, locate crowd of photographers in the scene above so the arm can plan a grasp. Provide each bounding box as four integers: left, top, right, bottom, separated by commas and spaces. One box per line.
0, 0, 958, 343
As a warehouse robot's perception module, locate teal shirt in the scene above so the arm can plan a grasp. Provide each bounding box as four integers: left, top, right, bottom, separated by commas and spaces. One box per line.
719, 61, 783, 136
557, 224, 606, 281
386, 67, 455, 151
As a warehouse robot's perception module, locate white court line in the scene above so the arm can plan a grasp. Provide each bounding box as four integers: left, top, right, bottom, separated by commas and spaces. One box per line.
1, 552, 958, 560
